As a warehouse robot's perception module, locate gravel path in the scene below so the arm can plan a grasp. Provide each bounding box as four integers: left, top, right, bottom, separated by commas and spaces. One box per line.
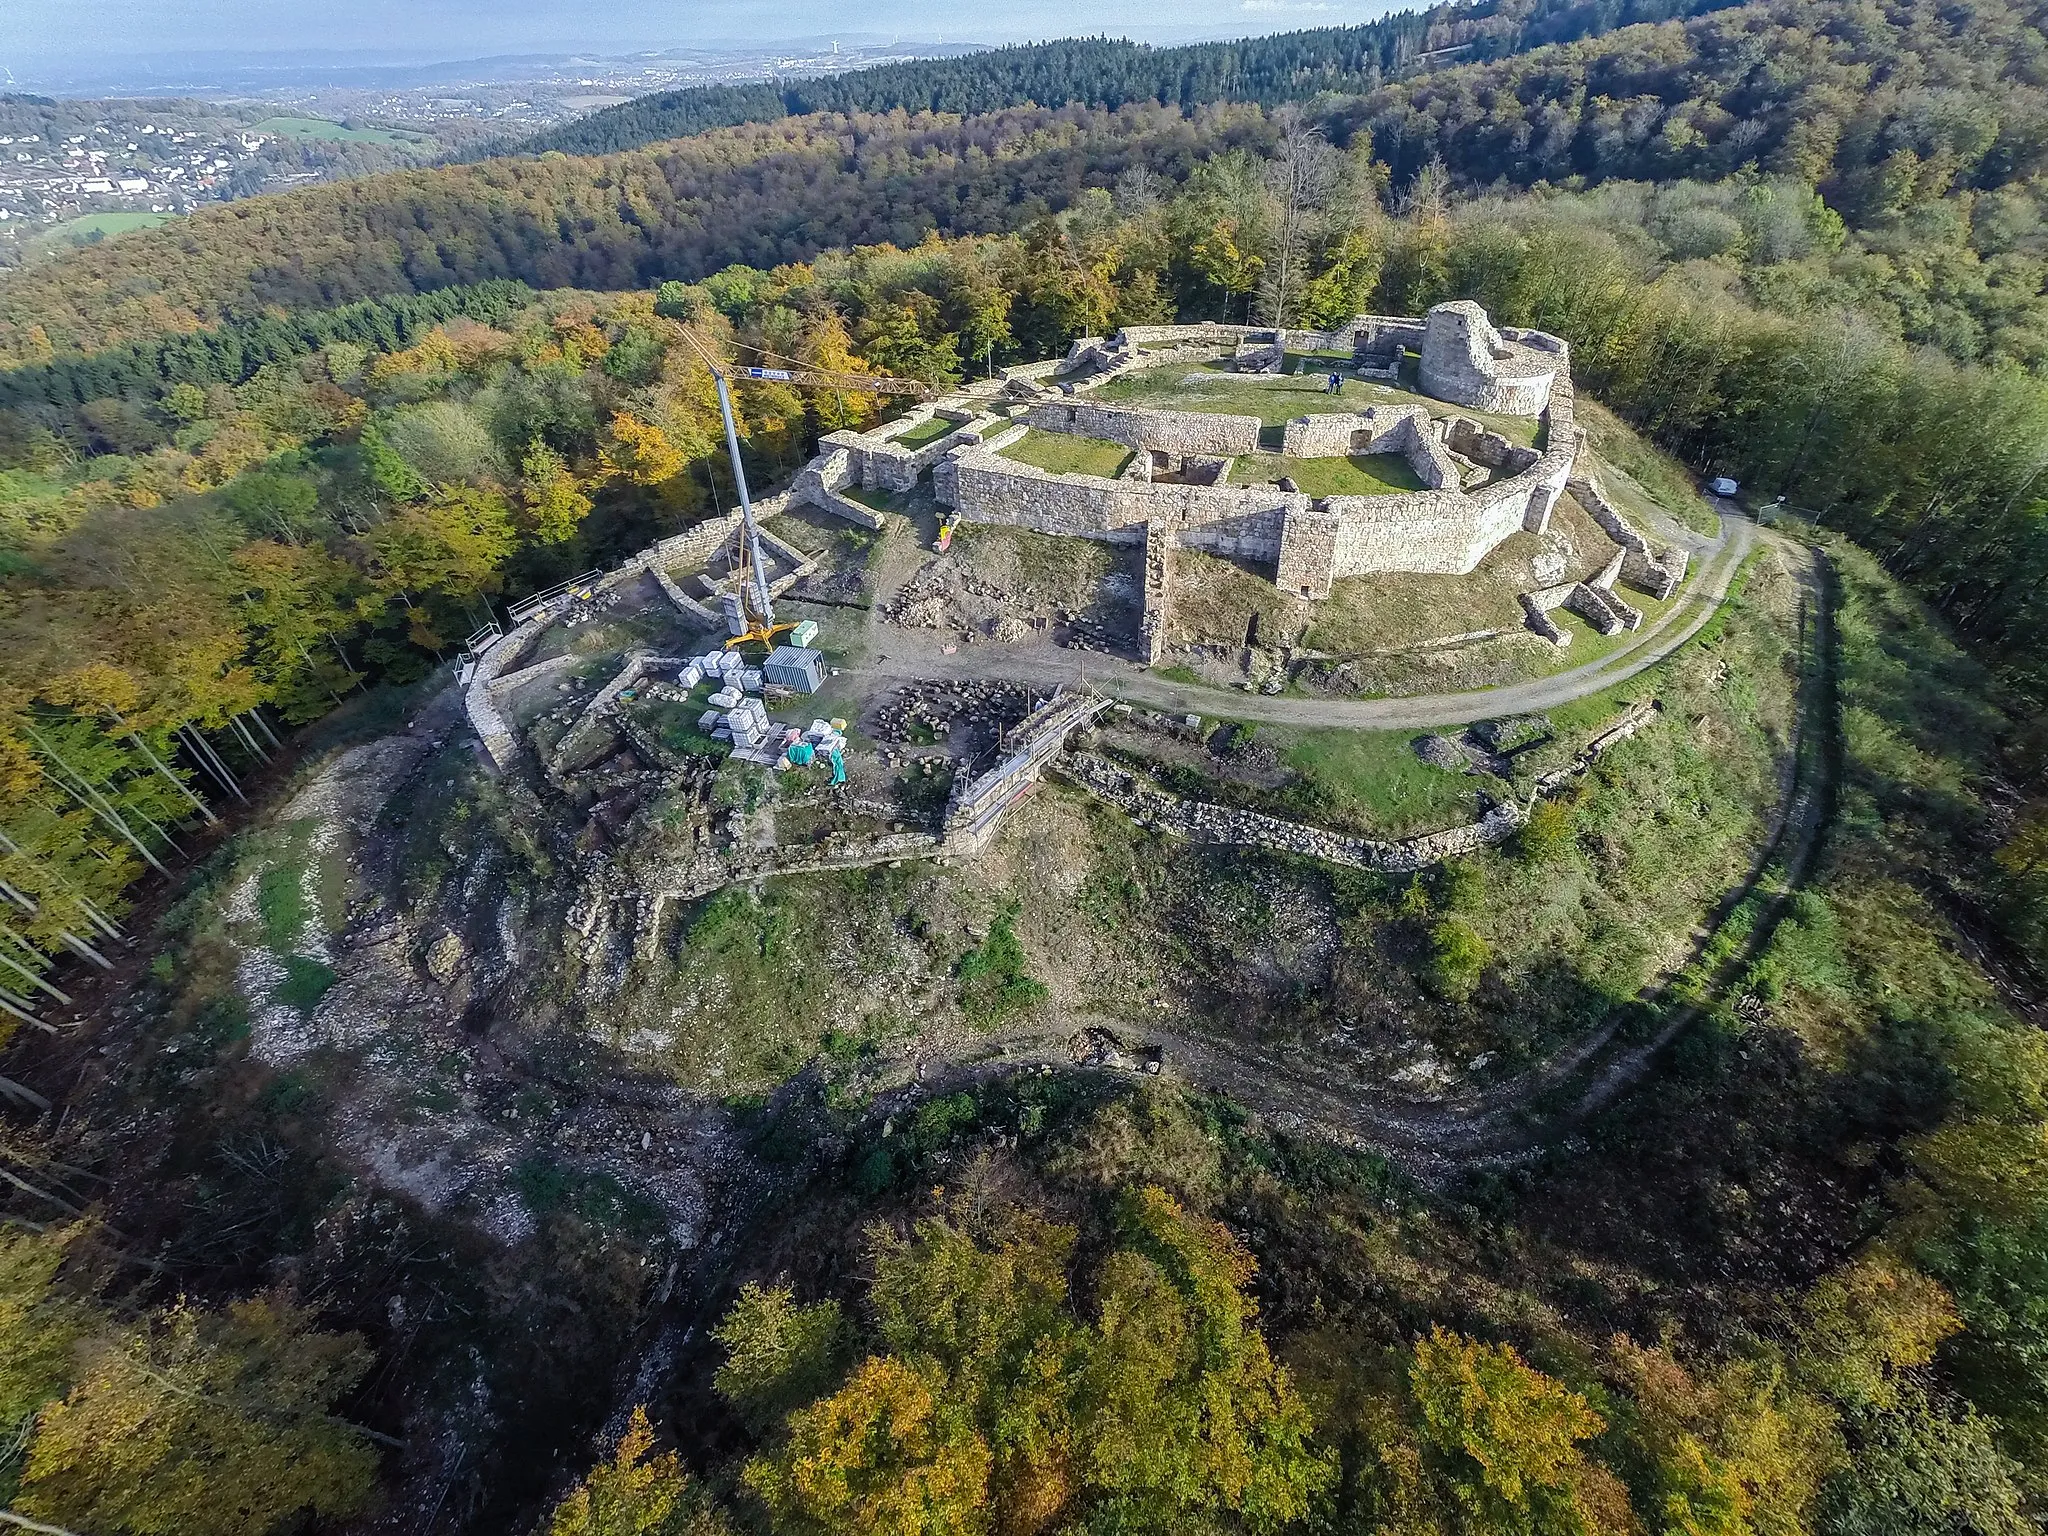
847, 503, 1754, 729
853, 524, 1834, 1178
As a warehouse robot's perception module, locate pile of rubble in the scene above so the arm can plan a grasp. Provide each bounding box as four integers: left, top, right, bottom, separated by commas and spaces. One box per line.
871, 681, 1036, 751
880, 562, 1015, 633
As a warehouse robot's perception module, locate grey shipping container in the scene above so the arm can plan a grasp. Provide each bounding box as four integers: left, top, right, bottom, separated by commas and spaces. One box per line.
763, 646, 825, 694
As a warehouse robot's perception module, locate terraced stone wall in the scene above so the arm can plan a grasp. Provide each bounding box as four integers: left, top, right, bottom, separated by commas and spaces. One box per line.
934, 447, 1300, 563
1279, 404, 1461, 489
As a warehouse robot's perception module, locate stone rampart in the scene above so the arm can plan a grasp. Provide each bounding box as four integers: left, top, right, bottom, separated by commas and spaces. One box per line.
1566, 472, 1689, 599
1320, 488, 1527, 578
1112, 322, 1266, 349
1445, 416, 1541, 474
1352, 314, 1427, 366
1141, 521, 1172, 664
1024, 399, 1262, 457
1057, 752, 1525, 874
819, 420, 981, 494
1419, 301, 1564, 417
1274, 508, 1342, 600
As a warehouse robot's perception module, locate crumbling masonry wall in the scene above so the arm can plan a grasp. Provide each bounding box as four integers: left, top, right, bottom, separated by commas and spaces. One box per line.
1566, 472, 1690, 599
1023, 399, 1262, 457
1418, 300, 1565, 417
934, 449, 1303, 565
1279, 405, 1461, 489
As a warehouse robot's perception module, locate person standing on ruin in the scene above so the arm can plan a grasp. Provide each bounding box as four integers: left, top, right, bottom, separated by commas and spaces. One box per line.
1327, 370, 1343, 394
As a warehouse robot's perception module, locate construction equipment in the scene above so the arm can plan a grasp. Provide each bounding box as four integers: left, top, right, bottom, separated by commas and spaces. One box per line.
739, 364, 930, 398
683, 330, 933, 652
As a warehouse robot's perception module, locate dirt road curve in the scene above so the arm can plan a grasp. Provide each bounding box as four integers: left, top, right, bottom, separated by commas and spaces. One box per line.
848, 502, 1754, 729
877, 520, 1829, 1178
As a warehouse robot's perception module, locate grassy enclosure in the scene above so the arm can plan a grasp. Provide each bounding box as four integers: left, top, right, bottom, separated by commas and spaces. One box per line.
1095, 362, 1543, 444
887, 414, 960, 449
1229, 452, 1429, 496
997, 427, 1134, 478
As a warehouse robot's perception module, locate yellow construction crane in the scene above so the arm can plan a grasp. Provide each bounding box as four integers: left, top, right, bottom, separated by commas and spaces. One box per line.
681, 330, 933, 650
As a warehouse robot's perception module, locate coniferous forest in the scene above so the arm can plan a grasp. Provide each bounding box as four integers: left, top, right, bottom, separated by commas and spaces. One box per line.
8, 2, 2048, 1533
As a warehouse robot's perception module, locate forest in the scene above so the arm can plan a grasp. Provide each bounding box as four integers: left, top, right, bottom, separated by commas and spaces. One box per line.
6, 0, 2048, 1530
508, 0, 1733, 159
5, 0, 2046, 372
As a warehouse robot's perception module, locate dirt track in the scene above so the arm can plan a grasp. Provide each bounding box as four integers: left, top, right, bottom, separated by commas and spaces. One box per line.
865, 525, 1835, 1179
849, 502, 1754, 731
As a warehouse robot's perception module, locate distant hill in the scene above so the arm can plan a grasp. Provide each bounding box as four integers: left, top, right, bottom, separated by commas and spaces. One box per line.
508, 0, 1737, 158
5, 0, 2035, 370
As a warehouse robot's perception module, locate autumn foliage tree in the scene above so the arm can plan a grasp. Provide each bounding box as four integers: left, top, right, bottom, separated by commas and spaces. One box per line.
2, 1225, 380, 1536
729, 1189, 1333, 1535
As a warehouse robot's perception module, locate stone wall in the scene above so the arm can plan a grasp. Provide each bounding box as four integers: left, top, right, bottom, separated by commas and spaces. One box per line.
1320, 488, 1529, 578
1444, 415, 1540, 474
1279, 405, 1460, 489
1274, 507, 1342, 600
1141, 520, 1172, 664
1024, 399, 1262, 457
1566, 472, 1689, 599
1352, 314, 1427, 366
819, 419, 984, 494
1113, 322, 1266, 348
1057, 752, 1526, 874
1418, 300, 1563, 417
936, 446, 1301, 562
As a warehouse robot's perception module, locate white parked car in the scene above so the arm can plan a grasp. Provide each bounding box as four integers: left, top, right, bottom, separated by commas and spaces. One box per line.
1709, 476, 1740, 497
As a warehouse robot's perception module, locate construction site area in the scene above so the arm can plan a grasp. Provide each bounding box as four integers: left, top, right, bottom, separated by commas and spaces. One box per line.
449, 304, 1719, 916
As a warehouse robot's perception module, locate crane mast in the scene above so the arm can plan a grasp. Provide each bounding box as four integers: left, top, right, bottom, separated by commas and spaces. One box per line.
679, 321, 931, 650
713, 370, 777, 631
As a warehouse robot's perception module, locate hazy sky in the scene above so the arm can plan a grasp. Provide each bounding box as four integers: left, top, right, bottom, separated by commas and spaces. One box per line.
7, 0, 1400, 68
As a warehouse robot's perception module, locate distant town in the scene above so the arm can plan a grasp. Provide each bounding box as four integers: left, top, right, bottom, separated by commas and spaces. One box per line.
0, 38, 975, 264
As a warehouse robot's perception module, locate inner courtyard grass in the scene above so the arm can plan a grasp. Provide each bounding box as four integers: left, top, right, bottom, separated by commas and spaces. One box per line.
998, 427, 1134, 479
888, 414, 959, 449
1093, 363, 1542, 445
1229, 452, 1428, 496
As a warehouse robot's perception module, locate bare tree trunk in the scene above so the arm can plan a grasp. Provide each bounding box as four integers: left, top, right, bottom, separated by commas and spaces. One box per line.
58, 932, 112, 970
230, 712, 270, 765
0, 992, 54, 1033
180, 724, 244, 803
1, 1504, 91, 1535
0, 945, 70, 1005
122, 722, 217, 827
21, 726, 170, 878
250, 707, 284, 752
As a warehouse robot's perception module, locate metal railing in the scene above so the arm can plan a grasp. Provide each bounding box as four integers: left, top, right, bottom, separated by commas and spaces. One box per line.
507, 570, 603, 625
